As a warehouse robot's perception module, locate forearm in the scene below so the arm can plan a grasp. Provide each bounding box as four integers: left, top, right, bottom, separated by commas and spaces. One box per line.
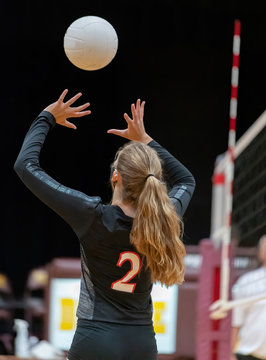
14, 111, 100, 234
14, 111, 56, 179
148, 140, 195, 216
148, 140, 195, 187
231, 326, 240, 353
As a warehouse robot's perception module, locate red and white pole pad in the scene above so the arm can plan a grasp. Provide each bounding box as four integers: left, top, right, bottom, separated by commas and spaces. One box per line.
211, 162, 226, 246
211, 20, 241, 249
228, 19, 241, 152
225, 19, 241, 236
221, 19, 241, 302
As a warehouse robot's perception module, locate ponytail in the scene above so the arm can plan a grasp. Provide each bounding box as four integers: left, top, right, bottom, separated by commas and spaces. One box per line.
131, 176, 185, 286
114, 142, 186, 287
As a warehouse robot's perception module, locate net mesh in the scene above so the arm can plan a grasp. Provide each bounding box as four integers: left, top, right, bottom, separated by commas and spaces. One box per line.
232, 124, 266, 246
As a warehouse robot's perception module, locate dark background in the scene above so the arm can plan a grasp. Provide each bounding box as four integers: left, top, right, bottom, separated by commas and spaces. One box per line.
2, 0, 266, 296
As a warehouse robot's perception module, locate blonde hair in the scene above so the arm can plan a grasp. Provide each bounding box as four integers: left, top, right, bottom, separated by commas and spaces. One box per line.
112, 142, 186, 286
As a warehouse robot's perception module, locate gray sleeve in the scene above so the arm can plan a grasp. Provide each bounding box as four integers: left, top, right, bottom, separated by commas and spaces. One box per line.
14, 111, 101, 236
148, 140, 196, 217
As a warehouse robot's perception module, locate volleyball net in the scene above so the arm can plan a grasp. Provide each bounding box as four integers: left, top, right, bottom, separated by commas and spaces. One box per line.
211, 110, 266, 247
194, 18, 266, 360
232, 112, 266, 246
209, 110, 266, 321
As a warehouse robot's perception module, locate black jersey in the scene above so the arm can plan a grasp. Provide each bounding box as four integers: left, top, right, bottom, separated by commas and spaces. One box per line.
14, 111, 195, 325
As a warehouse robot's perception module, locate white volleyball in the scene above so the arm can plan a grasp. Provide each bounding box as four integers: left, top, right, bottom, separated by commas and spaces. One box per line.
63, 16, 118, 71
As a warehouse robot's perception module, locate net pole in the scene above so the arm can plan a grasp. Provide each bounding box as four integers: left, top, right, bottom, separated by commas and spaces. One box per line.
220, 19, 241, 303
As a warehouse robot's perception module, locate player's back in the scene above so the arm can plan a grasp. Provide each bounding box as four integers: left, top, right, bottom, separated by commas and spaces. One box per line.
76, 202, 153, 325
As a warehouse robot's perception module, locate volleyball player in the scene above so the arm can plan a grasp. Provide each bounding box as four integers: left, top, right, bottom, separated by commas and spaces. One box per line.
14, 90, 196, 360
231, 235, 266, 360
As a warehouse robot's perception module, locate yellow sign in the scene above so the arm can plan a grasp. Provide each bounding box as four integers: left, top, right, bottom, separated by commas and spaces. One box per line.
0, 274, 7, 288
60, 298, 76, 330
153, 301, 166, 334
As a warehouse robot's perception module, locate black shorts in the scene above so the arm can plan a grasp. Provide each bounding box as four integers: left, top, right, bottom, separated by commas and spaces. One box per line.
236, 354, 265, 360
67, 319, 158, 360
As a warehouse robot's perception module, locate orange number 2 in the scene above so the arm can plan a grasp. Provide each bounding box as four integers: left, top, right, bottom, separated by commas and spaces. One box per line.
111, 251, 141, 293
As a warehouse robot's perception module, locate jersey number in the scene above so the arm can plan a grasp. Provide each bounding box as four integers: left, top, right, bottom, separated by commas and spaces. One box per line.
111, 251, 141, 293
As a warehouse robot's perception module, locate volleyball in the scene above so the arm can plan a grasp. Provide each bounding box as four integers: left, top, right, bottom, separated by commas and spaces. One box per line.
63, 16, 118, 71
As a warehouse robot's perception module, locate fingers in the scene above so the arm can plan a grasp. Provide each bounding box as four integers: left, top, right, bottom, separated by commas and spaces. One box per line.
136, 98, 141, 118
71, 103, 91, 117
73, 109, 91, 117
131, 99, 145, 121
65, 120, 77, 130
107, 129, 128, 138
62, 91, 91, 117
62, 92, 91, 114
140, 100, 145, 119
73, 102, 90, 112
136, 99, 145, 116
65, 92, 83, 106
58, 90, 84, 107
131, 103, 137, 120
123, 112, 132, 124
58, 89, 68, 103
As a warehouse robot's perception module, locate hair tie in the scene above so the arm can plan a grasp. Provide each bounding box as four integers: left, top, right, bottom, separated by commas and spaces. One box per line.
146, 174, 155, 180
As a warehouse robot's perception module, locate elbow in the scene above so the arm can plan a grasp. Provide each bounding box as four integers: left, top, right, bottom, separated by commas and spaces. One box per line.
187, 173, 196, 192
186, 175, 196, 200
191, 175, 196, 189
191, 176, 196, 196
13, 157, 24, 179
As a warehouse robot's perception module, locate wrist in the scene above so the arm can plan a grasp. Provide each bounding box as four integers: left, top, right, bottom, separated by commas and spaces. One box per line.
138, 134, 153, 144
40, 111, 57, 128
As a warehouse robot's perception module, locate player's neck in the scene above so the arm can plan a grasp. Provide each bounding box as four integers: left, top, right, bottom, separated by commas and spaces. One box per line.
111, 186, 136, 218
115, 202, 136, 218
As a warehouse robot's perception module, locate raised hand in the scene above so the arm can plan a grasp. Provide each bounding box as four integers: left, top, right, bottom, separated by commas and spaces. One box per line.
44, 89, 91, 130
107, 99, 152, 144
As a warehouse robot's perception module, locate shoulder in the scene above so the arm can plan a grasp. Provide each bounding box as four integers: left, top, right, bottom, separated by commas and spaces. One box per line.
101, 204, 133, 232
233, 267, 265, 298
65, 188, 103, 219
82, 195, 103, 214
83, 195, 102, 208
236, 267, 264, 285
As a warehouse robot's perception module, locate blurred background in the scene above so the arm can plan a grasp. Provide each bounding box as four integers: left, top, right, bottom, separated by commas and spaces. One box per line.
1, 0, 266, 358
3, 0, 265, 296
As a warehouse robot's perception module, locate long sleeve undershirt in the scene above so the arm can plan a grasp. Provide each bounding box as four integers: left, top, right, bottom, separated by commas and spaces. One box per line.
14, 111, 196, 237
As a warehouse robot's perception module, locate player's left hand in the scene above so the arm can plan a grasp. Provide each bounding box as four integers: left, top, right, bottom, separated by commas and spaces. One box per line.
44, 89, 91, 130
107, 99, 152, 144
